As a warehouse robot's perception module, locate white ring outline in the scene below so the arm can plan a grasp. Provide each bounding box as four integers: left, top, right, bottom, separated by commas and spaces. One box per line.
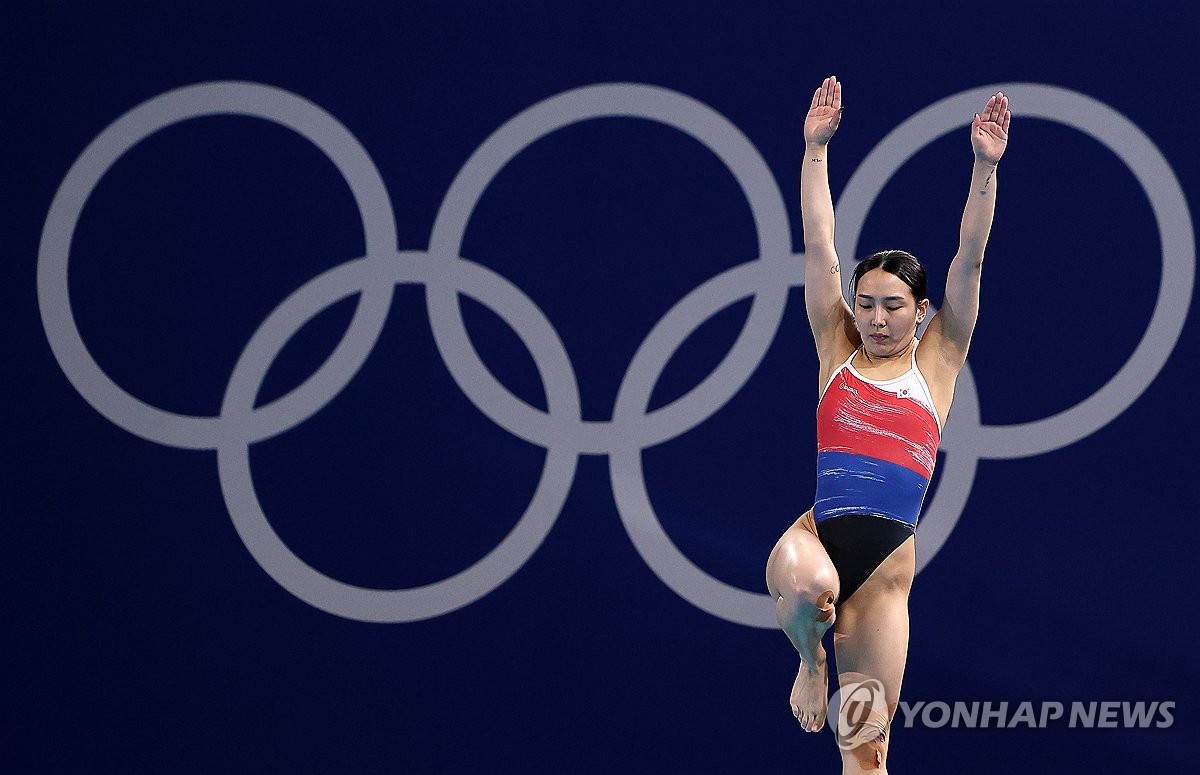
37, 82, 398, 449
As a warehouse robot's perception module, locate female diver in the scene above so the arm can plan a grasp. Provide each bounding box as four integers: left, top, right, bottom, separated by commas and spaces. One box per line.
765, 76, 1010, 772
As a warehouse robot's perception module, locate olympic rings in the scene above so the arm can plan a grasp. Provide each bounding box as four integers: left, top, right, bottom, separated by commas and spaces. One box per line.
37, 80, 1193, 627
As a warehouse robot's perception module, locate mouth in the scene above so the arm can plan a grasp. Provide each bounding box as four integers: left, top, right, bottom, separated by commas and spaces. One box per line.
869, 334, 888, 342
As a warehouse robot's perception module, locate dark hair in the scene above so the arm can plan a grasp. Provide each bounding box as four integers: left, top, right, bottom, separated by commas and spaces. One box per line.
849, 249, 928, 303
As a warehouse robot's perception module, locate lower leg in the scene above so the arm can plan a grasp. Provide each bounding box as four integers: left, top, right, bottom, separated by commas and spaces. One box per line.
781, 592, 836, 732
766, 513, 840, 732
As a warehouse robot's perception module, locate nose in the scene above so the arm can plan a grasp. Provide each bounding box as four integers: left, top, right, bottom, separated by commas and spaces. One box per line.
871, 307, 886, 327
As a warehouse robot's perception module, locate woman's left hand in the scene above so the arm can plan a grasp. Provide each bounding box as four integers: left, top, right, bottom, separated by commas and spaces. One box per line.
971, 92, 1010, 165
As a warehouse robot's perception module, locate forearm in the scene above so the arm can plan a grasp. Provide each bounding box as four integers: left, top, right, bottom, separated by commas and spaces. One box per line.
957, 158, 998, 261
801, 142, 836, 249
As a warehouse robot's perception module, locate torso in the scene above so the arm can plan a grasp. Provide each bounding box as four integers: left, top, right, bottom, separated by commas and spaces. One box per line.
812, 341, 941, 527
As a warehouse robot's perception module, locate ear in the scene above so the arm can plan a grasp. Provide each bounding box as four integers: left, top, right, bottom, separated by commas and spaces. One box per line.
916, 299, 930, 322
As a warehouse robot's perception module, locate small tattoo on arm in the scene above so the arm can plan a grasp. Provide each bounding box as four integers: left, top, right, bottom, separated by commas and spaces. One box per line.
810, 157, 822, 162
829, 262, 840, 274
979, 164, 996, 195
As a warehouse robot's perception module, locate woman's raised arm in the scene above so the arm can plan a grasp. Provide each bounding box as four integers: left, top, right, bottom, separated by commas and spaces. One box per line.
801, 76, 853, 358
930, 91, 1011, 366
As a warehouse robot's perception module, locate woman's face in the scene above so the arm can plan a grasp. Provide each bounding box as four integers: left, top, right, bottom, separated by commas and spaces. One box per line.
853, 268, 929, 358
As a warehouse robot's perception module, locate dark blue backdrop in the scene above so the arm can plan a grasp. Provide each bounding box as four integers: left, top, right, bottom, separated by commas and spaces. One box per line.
5, 3, 1195, 772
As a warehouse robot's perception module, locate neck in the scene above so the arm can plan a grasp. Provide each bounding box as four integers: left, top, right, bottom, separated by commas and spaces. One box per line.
861, 336, 916, 364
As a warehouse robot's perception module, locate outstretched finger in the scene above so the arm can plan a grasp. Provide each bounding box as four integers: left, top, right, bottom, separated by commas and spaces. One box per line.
832, 78, 842, 111
978, 94, 992, 121
824, 75, 838, 106
811, 86, 822, 111
998, 94, 1011, 129
995, 93, 1009, 125
981, 92, 998, 124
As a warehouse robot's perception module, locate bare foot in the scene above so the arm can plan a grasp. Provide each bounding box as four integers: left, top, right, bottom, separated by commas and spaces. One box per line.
790, 649, 829, 732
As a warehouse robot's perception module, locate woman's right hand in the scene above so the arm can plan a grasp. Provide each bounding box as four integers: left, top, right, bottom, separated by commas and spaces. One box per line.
804, 75, 843, 146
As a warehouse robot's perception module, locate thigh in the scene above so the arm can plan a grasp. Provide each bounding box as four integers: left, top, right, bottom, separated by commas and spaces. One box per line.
832, 534, 916, 712
766, 510, 839, 601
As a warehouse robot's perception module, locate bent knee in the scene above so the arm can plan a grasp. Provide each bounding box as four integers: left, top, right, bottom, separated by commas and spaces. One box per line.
767, 532, 839, 605
782, 561, 839, 604
771, 568, 838, 628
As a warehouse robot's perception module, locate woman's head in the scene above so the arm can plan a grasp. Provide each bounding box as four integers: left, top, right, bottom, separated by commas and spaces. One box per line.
850, 249, 930, 357
850, 249, 928, 302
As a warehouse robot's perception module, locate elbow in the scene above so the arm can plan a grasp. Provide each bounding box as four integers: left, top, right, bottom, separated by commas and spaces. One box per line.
951, 250, 985, 276
804, 229, 836, 252
956, 243, 986, 267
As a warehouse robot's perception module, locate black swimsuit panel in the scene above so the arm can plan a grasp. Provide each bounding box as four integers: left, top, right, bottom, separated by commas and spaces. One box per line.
816, 514, 914, 604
